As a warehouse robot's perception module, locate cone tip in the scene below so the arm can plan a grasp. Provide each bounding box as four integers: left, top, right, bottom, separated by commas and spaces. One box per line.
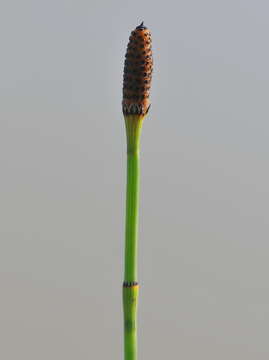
136, 21, 147, 29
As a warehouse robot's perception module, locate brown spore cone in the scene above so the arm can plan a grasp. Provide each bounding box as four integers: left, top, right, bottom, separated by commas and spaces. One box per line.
122, 22, 153, 116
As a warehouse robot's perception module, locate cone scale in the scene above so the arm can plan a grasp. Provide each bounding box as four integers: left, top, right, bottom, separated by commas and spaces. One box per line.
122, 22, 153, 360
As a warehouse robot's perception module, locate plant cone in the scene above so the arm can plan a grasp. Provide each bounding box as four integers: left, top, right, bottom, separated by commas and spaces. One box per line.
122, 21, 153, 117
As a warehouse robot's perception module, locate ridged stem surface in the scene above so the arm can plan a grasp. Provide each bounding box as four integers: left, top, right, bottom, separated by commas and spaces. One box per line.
123, 115, 144, 360
124, 151, 140, 281
123, 285, 139, 360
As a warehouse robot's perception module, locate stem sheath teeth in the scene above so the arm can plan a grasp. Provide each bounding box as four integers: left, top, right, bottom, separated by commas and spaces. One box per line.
123, 281, 139, 288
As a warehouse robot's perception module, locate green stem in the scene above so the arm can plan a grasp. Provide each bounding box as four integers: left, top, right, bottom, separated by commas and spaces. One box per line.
123, 284, 139, 360
124, 151, 140, 281
123, 115, 144, 360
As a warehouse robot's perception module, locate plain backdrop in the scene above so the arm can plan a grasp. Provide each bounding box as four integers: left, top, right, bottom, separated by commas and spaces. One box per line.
1, 0, 269, 359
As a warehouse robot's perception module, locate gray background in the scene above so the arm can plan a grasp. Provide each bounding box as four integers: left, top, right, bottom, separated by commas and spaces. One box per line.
1, 0, 269, 359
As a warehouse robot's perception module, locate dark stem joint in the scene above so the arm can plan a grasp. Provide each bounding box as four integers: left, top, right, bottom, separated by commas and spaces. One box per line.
123, 281, 139, 287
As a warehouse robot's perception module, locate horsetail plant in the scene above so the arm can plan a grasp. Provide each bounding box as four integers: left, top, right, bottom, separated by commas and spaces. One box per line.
122, 22, 153, 360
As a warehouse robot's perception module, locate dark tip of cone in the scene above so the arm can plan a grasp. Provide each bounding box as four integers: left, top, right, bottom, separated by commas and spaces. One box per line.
136, 21, 147, 29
